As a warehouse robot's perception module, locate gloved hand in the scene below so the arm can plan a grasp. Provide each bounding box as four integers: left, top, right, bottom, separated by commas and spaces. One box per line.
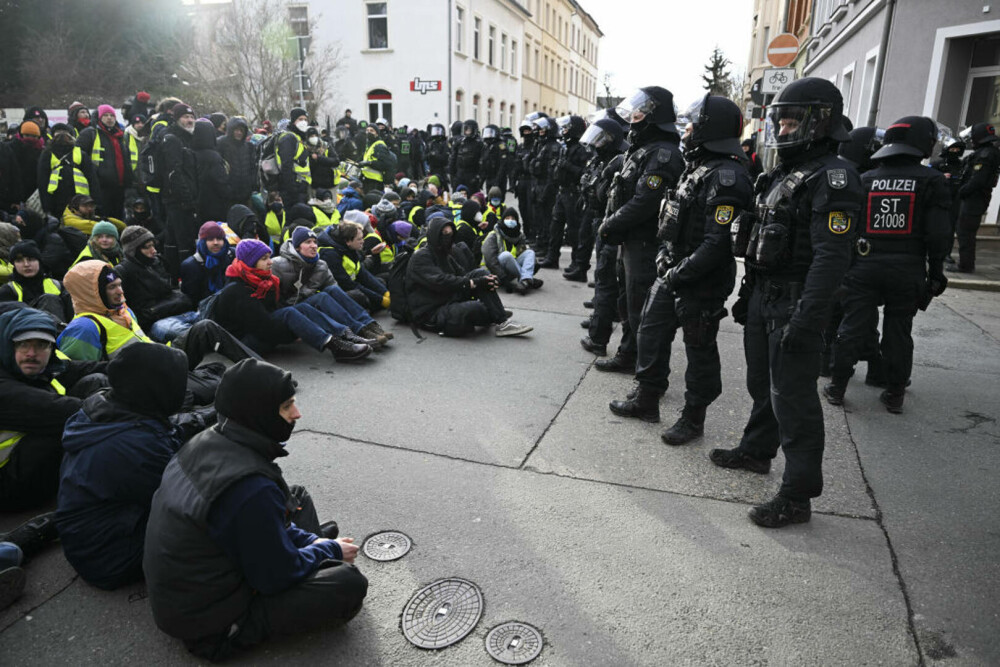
655, 250, 671, 277
473, 275, 493, 291
928, 265, 948, 297
663, 267, 678, 291
358, 161, 372, 167
779, 322, 810, 352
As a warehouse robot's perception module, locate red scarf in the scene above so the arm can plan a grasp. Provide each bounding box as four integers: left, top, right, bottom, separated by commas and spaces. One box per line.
225, 258, 280, 303
99, 122, 126, 184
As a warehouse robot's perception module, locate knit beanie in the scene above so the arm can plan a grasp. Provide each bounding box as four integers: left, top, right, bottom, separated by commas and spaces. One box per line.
19, 121, 40, 137
120, 225, 154, 257
343, 210, 369, 226
198, 221, 227, 241
68, 101, 86, 118
391, 221, 413, 239
171, 103, 195, 121
373, 199, 396, 217
136, 91, 151, 104
427, 175, 441, 187
97, 104, 116, 119
91, 221, 120, 240
289, 107, 307, 122
235, 239, 271, 267
363, 192, 382, 210
383, 191, 401, 204
291, 226, 317, 249
9, 240, 41, 262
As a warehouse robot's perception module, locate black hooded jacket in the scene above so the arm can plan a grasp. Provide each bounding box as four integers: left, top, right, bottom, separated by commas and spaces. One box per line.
161, 124, 198, 209
405, 217, 477, 324
217, 118, 256, 207
227, 204, 267, 242
192, 120, 229, 223
115, 251, 193, 332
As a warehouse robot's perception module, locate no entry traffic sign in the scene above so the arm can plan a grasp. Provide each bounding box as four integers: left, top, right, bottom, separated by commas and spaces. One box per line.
767, 33, 800, 67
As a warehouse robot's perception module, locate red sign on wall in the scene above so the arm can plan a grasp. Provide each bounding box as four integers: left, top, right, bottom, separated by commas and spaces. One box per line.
410, 78, 442, 94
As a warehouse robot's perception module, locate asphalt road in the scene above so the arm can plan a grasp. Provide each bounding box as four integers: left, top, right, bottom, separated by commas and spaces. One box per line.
1, 255, 998, 666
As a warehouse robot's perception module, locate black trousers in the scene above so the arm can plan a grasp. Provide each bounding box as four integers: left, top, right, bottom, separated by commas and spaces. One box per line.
515, 181, 535, 239
0, 434, 63, 512
429, 268, 507, 336
531, 186, 556, 256
635, 277, 725, 405
572, 207, 596, 270
614, 239, 657, 361
831, 257, 923, 393
588, 239, 619, 345
454, 172, 481, 194
736, 282, 825, 501
956, 212, 983, 271
184, 485, 368, 662
164, 206, 198, 280
546, 188, 580, 261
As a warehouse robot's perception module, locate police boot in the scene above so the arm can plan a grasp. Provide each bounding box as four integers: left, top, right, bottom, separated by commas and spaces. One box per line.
563, 266, 588, 282
748, 495, 811, 528
562, 262, 579, 275
0, 512, 58, 561
580, 336, 607, 356
594, 353, 635, 374
879, 387, 905, 414
609, 385, 660, 423
537, 254, 560, 270
661, 404, 706, 446
863, 356, 887, 387
822, 378, 848, 406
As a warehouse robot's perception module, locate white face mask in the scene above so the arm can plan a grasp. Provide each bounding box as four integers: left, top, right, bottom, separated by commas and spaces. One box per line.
295, 120, 309, 133
474, 212, 483, 223
308, 136, 320, 146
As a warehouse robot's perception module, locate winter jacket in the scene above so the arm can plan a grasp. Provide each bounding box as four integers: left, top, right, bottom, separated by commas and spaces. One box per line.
192, 121, 230, 223
405, 217, 478, 324
10, 136, 45, 203
0, 271, 74, 323
481, 228, 528, 277
115, 255, 194, 332
210, 279, 295, 352
180, 246, 234, 305
316, 231, 387, 305
160, 126, 198, 209
0, 142, 23, 214
37, 142, 101, 217
61, 207, 125, 235
271, 239, 336, 306
216, 118, 256, 208
336, 187, 364, 216
76, 123, 131, 190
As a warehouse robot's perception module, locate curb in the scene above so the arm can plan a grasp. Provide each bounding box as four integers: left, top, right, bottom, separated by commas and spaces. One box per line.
946, 278, 1000, 293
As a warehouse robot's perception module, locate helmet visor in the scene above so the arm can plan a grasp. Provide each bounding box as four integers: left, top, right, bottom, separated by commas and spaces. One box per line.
678, 96, 706, 127
555, 115, 572, 136
533, 117, 552, 133
765, 104, 830, 149
580, 124, 612, 149
431, 125, 444, 137
482, 126, 498, 139
616, 90, 658, 124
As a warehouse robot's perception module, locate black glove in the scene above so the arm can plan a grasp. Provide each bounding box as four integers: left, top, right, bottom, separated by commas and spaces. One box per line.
655, 252, 671, 278
358, 160, 372, 167
473, 275, 492, 291
779, 323, 811, 352
663, 267, 678, 291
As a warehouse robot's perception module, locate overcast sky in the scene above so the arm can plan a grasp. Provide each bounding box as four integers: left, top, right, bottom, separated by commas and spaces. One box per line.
584, 0, 754, 109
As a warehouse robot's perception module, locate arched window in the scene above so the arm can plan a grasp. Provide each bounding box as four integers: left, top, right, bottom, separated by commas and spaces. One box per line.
367, 89, 392, 125
487, 98, 494, 124
472, 94, 481, 123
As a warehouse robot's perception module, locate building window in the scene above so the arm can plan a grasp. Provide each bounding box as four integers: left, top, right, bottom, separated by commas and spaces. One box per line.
455, 6, 464, 52
487, 98, 494, 124
509, 104, 515, 127
759, 26, 770, 65
455, 90, 464, 120
474, 17, 481, 60
859, 48, 879, 124
472, 94, 481, 123
488, 26, 496, 66
366, 2, 388, 49
367, 89, 392, 125
535, 48, 540, 79
511, 39, 518, 76
841, 64, 855, 121
501, 34, 507, 71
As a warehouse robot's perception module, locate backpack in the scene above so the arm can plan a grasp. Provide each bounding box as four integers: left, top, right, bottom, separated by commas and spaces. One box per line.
257, 133, 283, 190
387, 245, 413, 323
136, 124, 167, 188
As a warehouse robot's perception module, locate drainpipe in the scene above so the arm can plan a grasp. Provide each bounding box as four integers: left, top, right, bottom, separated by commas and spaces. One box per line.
448, 0, 453, 126
866, 0, 896, 126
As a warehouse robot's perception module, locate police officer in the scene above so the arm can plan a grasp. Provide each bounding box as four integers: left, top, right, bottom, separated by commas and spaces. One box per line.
450, 120, 484, 194
580, 118, 627, 356
512, 116, 541, 241
593, 86, 684, 374
540, 115, 590, 271
359, 124, 395, 194
333, 124, 358, 163
480, 124, 505, 193
529, 117, 562, 258
710, 78, 861, 528
426, 123, 451, 191
951, 122, 1000, 273
823, 116, 951, 413
930, 136, 965, 264
499, 127, 518, 194
608, 95, 753, 445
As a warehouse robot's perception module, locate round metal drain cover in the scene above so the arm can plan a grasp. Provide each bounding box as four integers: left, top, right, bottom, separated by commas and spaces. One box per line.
363, 531, 412, 562
401, 578, 483, 649
485, 621, 543, 664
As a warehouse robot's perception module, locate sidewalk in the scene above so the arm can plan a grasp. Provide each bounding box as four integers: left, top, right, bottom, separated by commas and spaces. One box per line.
947, 234, 1000, 292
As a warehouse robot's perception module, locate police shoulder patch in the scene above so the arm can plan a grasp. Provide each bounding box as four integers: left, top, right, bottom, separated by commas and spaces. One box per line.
646, 175, 664, 190
714, 205, 734, 224
655, 147, 673, 165
828, 211, 850, 234
718, 169, 736, 186
827, 169, 847, 189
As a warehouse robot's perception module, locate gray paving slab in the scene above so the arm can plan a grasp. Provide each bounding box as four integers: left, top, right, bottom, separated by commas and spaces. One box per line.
0, 433, 916, 665
838, 366, 1000, 666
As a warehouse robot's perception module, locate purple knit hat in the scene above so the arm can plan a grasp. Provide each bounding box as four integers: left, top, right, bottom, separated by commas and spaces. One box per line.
391, 221, 413, 239
235, 239, 271, 267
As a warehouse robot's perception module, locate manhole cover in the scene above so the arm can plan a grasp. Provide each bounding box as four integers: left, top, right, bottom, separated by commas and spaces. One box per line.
363, 531, 412, 561
401, 578, 483, 649
485, 621, 543, 664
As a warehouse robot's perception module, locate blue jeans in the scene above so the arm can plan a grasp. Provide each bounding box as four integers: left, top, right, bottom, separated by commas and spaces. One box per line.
497, 249, 536, 282
312, 289, 374, 332
272, 304, 346, 351
150, 311, 201, 343
0, 541, 23, 568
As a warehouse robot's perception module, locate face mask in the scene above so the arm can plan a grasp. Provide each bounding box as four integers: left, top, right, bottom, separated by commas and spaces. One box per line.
474, 212, 483, 223
269, 202, 283, 213
490, 198, 501, 207
295, 120, 309, 133
308, 136, 320, 146
79, 117, 91, 127
439, 233, 454, 252
133, 209, 150, 221
503, 219, 517, 228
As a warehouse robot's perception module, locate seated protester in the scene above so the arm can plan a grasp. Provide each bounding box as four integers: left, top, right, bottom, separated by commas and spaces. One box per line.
73, 221, 123, 268
455, 199, 487, 265
180, 222, 234, 305
0, 241, 74, 323
124, 196, 162, 236
263, 192, 286, 246
336, 186, 364, 217
227, 203, 268, 243
284, 203, 316, 241
484, 186, 505, 232
364, 199, 402, 276
211, 240, 372, 362
144, 359, 367, 661
272, 227, 391, 346
0, 307, 107, 511
114, 226, 198, 342
58, 261, 257, 407
56, 343, 215, 591
308, 189, 340, 230
318, 220, 390, 312
481, 208, 542, 295
0, 223, 20, 284
406, 215, 532, 338
62, 194, 126, 236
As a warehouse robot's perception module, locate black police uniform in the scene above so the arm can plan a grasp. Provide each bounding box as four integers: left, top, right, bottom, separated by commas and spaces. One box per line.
542, 139, 590, 267
955, 132, 1000, 272
574, 151, 610, 280
530, 132, 562, 256
599, 133, 684, 365
481, 135, 505, 193
929, 146, 963, 242
730, 151, 862, 501
499, 131, 519, 193
512, 132, 536, 238
586, 153, 626, 348
635, 155, 753, 402
426, 136, 451, 190
829, 158, 951, 401
450, 125, 484, 193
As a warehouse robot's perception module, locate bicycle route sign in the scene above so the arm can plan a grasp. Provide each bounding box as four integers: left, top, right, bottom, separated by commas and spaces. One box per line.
762, 68, 796, 95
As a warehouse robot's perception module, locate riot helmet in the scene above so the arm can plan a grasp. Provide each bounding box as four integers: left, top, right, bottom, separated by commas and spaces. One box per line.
838, 126, 885, 170
616, 86, 678, 132
523, 111, 548, 124
375, 117, 389, 129
532, 116, 554, 137
482, 124, 500, 140
430, 123, 446, 137
463, 119, 479, 137
945, 136, 966, 155
335, 125, 351, 140
518, 119, 534, 137
580, 117, 624, 154
969, 122, 999, 146
678, 94, 744, 157
556, 115, 587, 141
765, 77, 851, 159
450, 120, 463, 136
870, 116, 937, 160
